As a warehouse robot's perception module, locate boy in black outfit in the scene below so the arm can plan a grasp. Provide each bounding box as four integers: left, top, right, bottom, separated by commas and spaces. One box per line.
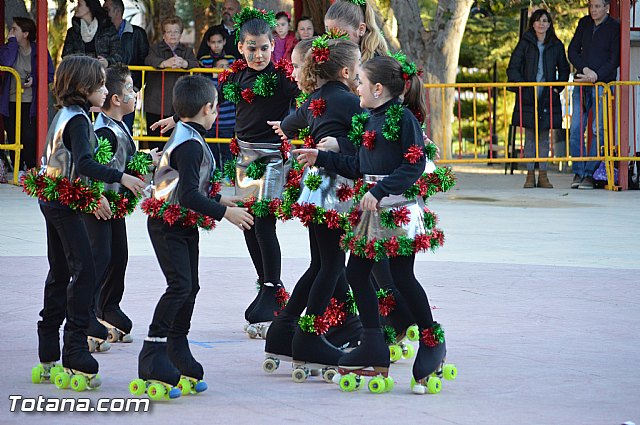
132, 75, 253, 399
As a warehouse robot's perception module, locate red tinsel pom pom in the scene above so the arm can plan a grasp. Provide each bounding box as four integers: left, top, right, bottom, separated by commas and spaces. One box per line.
378, 293, 396, 317
241, 88, 256, 103
323, 298, 346, 327
413, 234, 431, 252
229, 137, 240, 156
308, 98, 326, 118
404, 144, 425, 164
362, 130, 376, 150
336, 183, 354, 202
348, 209, 361, 227
312, 48, 330, 63
279, 140, 291, 160
392, 206, 411, 227
230, 59, 247, 73
163, 204, 182, 226
384, 237, 400, 257
324, 209, 341, 229
276, 287, 289, 309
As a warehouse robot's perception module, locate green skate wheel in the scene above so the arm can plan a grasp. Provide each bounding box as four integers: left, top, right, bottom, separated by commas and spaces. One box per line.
384, 376, 395, 392
50, 365, 64, 384
70, 375, 88, 392
402, 343, 415, 359
54, 371, 70, 389
339, 374, 356, 392
147, 383, 165, 400
406, 325, 419, 341
368, 376, 386, 394
129, 379, 146, 396
443, 364, 457, 380
178, 377, 192, 395
410, 376, 416, 390
389, 345, 402, 362
427, 376, 442, 394
31, 365, 44, 384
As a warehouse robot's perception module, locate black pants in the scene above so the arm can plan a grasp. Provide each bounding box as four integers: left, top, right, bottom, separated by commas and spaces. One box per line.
38, 204, 96, 361
346, 254, 434, 329
82, 215, 128, 317
243, 214, 281, 284
284, 223, 350, 316
3, 102, 37, 169
147, 217, 200, 338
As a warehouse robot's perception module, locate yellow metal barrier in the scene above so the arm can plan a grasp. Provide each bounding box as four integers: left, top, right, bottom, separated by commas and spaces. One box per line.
0, 65, 23, 185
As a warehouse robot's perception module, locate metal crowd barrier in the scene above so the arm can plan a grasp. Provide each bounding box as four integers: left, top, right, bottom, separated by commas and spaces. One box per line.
0, 66, 23, 185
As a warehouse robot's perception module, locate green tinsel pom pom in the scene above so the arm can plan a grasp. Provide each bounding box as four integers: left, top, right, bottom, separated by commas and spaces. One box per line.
127, 151, 152, 176
311, 36, 328, 50
424, 143, 437, 162
233, 7, 277, 42
291, 157, 304, 172
347, 113, 369, 146
436, 167, 456, 192
252, 199, 271, 218
304, 172, 322, 191
376, 288, 391, 299
246, 160, 267, 180
380, 210, 397, 229
212, 168, 222, 183
397, 236, 414, 256
223, 158, 236, 183
91, 180, 105, 194
298, 315, 316, 333
41, 176, 58, 200
94, 136, 114, 165
312, 206, 326, 224
403, 184, 420, 201
432, 323, 445, 344
382, 104, 404, 141
253, 73, 277, 97
298, 127, 310, 140
423, 211, 436, 230
223, 82, 242, 104
345, 290, 358, 314
296, 92, 310, 109
383, 325, 397, 345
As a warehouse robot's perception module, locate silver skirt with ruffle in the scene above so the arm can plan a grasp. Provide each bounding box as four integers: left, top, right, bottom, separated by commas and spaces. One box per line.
353, 174, 427, 241
297, 166, 354, 213
235, 139, 291, 201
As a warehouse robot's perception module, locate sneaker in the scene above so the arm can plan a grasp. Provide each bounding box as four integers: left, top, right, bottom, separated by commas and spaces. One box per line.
578, 176, 595, 190
571, 174, 581, 189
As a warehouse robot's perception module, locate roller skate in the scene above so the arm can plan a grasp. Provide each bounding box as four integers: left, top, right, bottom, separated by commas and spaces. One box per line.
410, 322, 458, 395
129, 339, 182, 400
55, 348, 102, 391
244, 281, 288, 339
325, 313, 363, 350
98, 308, 133, 343
290, 323, 341, 383
377, 286, 420, 362
334, 328, 394, 394
87, 317, 111, 353
167, 336, 207, 395
31, 362, 64, 384
242, 280, 262, 333
263, 312, 296, 374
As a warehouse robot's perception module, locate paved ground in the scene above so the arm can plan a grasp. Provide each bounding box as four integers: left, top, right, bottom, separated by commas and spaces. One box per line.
0, 169, 638, 425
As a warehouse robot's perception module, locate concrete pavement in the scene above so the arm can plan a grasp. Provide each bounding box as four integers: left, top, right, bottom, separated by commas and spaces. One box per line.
0, 169, 638, 424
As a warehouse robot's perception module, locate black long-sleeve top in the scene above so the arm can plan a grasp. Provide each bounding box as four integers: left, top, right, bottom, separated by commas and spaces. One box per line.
64, 108, 123, 184
218, 61, 299, 142
315, 98, 426, 201
170, 122, 226, 221
280, 81, 362, 156
568, 15, 620, 83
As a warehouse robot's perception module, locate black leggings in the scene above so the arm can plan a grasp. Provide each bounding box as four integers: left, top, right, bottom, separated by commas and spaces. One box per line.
283, 223, 350, 317
346, 255, 434, 329
243, 214, 281, 284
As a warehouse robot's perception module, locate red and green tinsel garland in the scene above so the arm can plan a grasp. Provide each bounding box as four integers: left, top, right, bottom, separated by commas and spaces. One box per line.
237, 197, 283, 219
276, 287, 289, 309
220, 57, 286, 104
339, 230, 445, 261
141, 198, 217, 230
347, 112, 370, 147
377, 288, 396, 316
299, 127, 315, 148
290, 202, 344, 229
380, 206, 411, 229
22, 171, 102, 213
381, 104, 404, 142
303, 171, 322, 191
420, 322, 445, 347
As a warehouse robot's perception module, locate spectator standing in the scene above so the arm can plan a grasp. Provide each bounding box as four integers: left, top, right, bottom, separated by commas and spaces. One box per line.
272, 11, 297, 62
197, 0, 242, 60
61, 0, 122, 68
144, 16, 199, 148
198, 26, 227, 66
103, 0, 149, 131
0, 17, 54, 171
567, 0, 620, 189
507, 9, 570, 189
296, 16, 315, 40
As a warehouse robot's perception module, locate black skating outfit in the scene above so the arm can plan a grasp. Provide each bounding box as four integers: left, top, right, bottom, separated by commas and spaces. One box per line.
218, 61, 298, 325
38, 104, 124, 374
142, 121, 226, 385
316, 98, 437, 370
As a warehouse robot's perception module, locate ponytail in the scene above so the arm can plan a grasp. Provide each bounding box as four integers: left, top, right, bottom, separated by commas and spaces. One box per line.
300, 38, 359, 93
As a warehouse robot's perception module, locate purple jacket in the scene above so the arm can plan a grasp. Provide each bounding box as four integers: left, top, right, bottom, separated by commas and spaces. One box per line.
0, 38, 55, 118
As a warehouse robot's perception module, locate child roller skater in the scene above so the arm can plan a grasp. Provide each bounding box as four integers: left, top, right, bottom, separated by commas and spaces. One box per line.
85, 65, 159, 346
25, 56, 147, 390
132, 75, 253, 400
218, 8, 299, 338
264, 35, 363, 382
294, 55, 457, 394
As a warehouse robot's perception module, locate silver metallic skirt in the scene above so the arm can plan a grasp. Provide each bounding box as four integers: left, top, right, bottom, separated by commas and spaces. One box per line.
297, 166, 354, 214
235, 139, 291, 201
353, 174, 427, 241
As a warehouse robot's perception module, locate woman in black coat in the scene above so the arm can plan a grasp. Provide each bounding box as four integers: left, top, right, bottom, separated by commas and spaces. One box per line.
62, 0, 122, 68
507, 9, 569, 189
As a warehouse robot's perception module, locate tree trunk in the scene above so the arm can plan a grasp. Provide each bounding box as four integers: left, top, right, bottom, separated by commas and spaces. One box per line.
389, 0, 473, 158
300, 0, 332, 36
139, 0, 177, 43
253, 0, 294, 15
49, 0, 69, 65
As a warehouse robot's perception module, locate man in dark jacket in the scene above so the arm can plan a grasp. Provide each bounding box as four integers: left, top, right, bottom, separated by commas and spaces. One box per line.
197, 0, 242, 60
567, 0, 620, 189
103, 0, 149, 131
